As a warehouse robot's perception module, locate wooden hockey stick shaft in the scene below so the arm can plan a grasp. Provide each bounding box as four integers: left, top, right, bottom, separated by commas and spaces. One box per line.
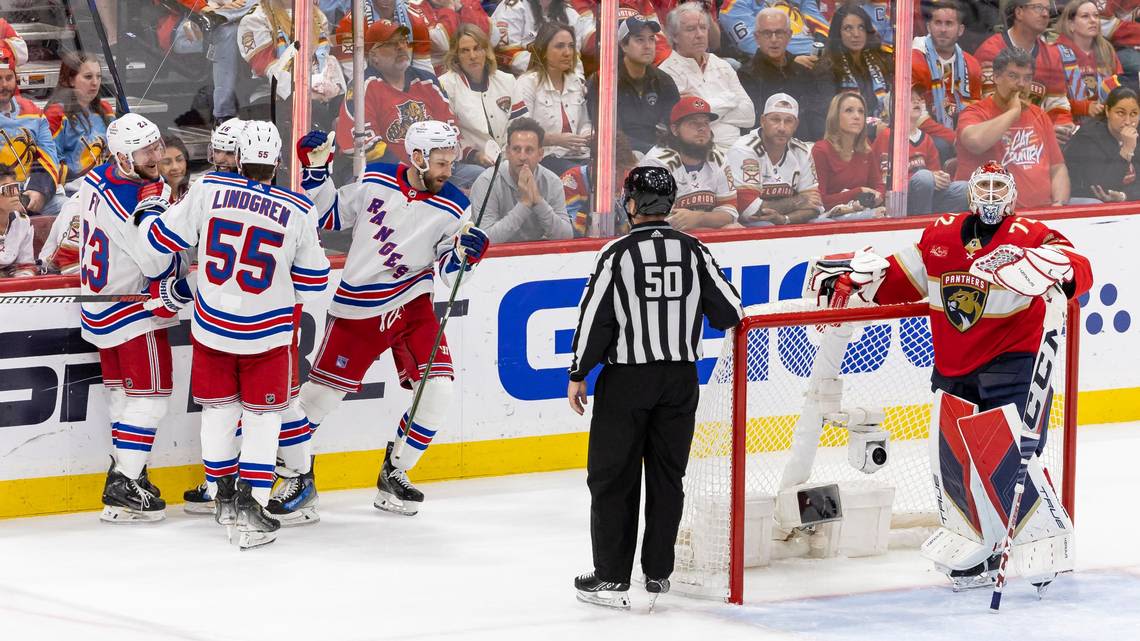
392, 153, 503, 461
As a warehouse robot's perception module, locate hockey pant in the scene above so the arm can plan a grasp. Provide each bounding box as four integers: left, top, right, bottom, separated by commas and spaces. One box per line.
201, 402, 282, 506
586, 362, 698, 584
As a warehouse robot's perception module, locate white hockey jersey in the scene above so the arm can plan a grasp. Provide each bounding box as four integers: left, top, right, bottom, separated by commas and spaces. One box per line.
78, 163, 182, 349
141, 172, 331, 355
640, 145, 738, 218
0, 209, 35, 277
306, 162, 471, 320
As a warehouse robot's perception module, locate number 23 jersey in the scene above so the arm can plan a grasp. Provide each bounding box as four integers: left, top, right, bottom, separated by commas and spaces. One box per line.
306, 162, 471, 320
874, 213, 1092, 377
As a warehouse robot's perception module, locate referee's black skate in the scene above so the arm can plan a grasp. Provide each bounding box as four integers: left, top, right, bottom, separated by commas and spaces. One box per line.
268, 465, 319, 526
100, 458, 166, 523
214, 475, 238, 527
574, 572, 631, 610
234, 479, 280, 550
183, 481, 215, 515
374, 441, 423, 516
645, 577, 670, 613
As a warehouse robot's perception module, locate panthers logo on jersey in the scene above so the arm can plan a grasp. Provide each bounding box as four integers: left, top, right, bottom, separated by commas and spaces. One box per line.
941, 271, 989, 332
386, 100, 428, 145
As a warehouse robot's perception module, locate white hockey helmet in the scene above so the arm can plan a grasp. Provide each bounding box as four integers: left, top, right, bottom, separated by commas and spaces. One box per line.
967, 160, 1017, 225
237, 120, 282, 168
106, 113, 162, 174
211, 117, 245, 154
404, 120, 458, 171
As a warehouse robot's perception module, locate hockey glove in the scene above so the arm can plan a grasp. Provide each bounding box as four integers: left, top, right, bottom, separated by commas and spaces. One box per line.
144, 276, 193, 319
457, 223, 490, 265
132, 181, 172, 226
297, 130, 334, 168
804, 247, 890, 308
969, 244, 1074, 297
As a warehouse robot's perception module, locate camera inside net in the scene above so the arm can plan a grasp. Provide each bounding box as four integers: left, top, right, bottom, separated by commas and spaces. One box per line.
828, 407, 889, 474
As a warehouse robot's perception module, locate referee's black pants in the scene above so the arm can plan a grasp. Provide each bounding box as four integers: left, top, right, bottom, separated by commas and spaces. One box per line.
587, 361, 699, 584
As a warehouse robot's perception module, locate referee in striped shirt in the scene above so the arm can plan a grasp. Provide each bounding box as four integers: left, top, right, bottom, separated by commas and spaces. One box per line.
568, 166, 743, 609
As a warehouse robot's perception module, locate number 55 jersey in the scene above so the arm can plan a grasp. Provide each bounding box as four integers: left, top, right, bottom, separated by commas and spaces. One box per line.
141, 171, 331, 354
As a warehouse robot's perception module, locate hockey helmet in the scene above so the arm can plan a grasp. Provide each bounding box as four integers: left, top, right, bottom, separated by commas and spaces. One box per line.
210, 117, 245, 168
621, 166, 676, 218
967, 160, 1017, 225
237, 120, 282, 168
404, 120, 458, 171
106, 113, 162, 175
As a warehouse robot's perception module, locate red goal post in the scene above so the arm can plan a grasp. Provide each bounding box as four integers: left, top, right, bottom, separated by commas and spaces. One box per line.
710, 299, 1083, 605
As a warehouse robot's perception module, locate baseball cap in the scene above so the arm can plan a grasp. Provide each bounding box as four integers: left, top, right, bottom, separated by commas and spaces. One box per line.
763, 93, 799, 118
618, 15, 661, 42
364, 20, 411, 47
670, 95, 719, 125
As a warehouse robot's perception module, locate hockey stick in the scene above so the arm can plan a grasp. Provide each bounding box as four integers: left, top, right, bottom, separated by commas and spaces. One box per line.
969, 248, 1067, 611
0, 294, 150, 304
392, 153, 503, 461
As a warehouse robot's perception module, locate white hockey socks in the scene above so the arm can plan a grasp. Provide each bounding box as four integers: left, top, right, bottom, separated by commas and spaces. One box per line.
201, 403, 242, 499
392, 377, 453, 470
239, 410, 283, 507
111, 393, 168, 479
277, 399, 313, 474
298, 381, 346, 433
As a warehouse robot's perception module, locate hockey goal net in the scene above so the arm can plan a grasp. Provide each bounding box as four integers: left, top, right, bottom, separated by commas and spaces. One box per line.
673, 299, 1079, 604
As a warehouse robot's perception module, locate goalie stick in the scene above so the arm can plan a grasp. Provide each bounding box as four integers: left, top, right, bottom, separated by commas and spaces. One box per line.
968, 246, 1068, 612
392, 153, 504, 461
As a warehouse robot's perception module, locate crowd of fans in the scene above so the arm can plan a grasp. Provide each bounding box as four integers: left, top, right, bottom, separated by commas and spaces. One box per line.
2, 0, 1140, 279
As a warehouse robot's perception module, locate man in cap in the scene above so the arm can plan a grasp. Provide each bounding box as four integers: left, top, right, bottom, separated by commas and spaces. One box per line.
587, 15, 680, 154
638, 95, 739, 231
727, 92, 822, 226
0, 43, 60, 214
334, 20, 457, 166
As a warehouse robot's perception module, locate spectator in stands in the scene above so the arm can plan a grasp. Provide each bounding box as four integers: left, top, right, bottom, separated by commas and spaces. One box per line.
563, 130, 640, 236
587, 15, 680, 154
0, 46, 60, 216
738, 7, 833, 141
811, 92, 886, 216
718, 0, 830, 60
873, 87, 968, 215
1098, 0, 1140, 80
334, 21, 458, 166
514, 22, 594, 175
727, 93, 822, 226
200, 1, 252, 124
1052, 0, 1123, 120
974, 0, 1076, 142
491, 0, 591, 74
911, 0, 981, 158
439, 23, 516, 188
956, 47, 1072, 209
0, 165, 35, 278
1065, 85, 1140, 202
240, 0, 344, 103
0, 18, 28, 67
333, 0, 473, 75
160, 136, 191, 203
44, 52, 115, 194
660, 2, 755, 152
823, 3, 893, 121
469, 117, 574, 242
640, 95, 739, 230
573, 0, 670, 77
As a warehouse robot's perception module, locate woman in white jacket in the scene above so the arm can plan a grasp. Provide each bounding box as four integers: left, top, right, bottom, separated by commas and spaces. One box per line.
514, 21, 594, 176
439, 24, 517, 189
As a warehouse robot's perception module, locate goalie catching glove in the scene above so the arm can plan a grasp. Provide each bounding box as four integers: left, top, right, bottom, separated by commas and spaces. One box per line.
145, 276, 193, 319
968, 244, 1074, 297
804, 246, 890, 308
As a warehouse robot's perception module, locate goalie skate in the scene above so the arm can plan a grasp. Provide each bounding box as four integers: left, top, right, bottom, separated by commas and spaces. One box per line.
100, 459, 166, 523
943, 555, 1000, 592
267, 467, 319, 526
574, 572, 631, 610
234, 480, 280, 550
374, 442, 423, 516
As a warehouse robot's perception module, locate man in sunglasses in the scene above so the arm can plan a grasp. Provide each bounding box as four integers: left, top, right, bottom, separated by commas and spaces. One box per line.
0, 165, 35, 277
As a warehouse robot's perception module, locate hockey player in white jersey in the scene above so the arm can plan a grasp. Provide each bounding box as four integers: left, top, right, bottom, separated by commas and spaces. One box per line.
78, 113, 185, 523
277, 120, 490, 517
138, 121, 331, 548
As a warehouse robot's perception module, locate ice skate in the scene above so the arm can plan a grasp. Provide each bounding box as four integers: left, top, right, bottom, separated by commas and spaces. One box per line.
267, 466, 319, 526
234, 479, 280, 550
100, 458, 166, 523
138, 466, 161, 498
374, 442, 423, 516
183, 481, 215, 515
214, 475, 238, 530
645, 577, 670, 613
574, 572, 631, 610
945, 555, 1000, 592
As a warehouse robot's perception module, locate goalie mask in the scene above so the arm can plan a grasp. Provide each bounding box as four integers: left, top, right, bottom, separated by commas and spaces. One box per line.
967, 161, 1017, 225
621, 166, 676, 219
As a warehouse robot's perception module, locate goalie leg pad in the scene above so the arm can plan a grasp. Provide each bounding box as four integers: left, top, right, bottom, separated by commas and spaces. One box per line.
112, 396, 169, 479
391, 376, 453, 470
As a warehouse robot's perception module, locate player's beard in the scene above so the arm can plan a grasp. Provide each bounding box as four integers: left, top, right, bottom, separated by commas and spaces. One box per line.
673, 137, 714, 160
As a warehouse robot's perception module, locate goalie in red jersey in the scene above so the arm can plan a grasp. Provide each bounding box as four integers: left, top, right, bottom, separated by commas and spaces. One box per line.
807, 160, 1092, 593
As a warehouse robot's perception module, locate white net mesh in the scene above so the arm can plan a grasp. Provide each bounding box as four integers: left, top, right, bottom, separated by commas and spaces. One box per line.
673, 299, 1070, 600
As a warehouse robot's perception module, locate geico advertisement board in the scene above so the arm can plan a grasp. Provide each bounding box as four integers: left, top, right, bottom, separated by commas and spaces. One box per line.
0, 214, 1135, 482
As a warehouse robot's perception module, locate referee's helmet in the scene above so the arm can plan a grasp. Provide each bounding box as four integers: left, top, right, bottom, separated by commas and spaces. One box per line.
622, 166, 676, 218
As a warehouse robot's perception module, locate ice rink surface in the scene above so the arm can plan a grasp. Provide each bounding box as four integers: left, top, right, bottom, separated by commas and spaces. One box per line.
2, 421, 1138, 641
